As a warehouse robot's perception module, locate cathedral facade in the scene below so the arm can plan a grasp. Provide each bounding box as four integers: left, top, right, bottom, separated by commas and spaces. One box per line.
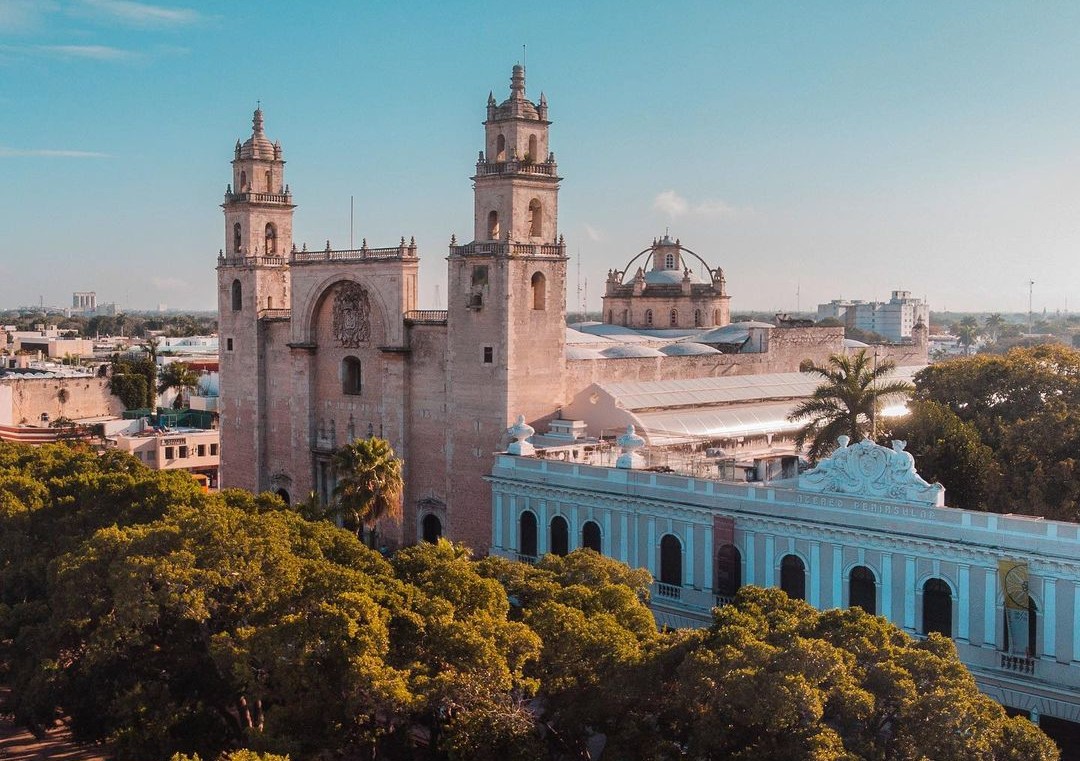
217, 66, 928, 551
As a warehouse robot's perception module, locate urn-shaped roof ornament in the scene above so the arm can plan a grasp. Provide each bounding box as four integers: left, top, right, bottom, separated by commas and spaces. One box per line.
616, 425, 646, 469
507, 414, 536, 456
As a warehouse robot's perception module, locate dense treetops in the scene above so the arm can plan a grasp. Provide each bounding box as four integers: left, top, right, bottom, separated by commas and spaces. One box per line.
0, 443, 1058, 760
894, 344, 1080, 520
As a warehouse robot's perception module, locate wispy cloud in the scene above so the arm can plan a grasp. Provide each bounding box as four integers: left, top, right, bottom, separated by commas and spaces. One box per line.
79, 0, 199, 27
0, 147, 111, 158
0, 0, 59, 33
583, 224, 603, 242
652, 189, 746, 218
0, 43, 138, 61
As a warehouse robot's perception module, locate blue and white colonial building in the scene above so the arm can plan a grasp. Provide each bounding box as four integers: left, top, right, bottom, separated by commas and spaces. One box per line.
489, 434, 1080, 726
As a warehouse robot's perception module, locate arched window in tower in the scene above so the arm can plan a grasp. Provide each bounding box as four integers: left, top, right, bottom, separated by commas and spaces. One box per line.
850, 565, 876, 614
487, 210, 499, 240
233, 223, 242, 254
265, 170, 272, 192
528, 198, 542, 237
527, 134, 538, 162
660, 534, 682, 587
422, 514, 443, 544
550, 515, 569, 557
645, 309, 654, 326
531, 271, 546, 310
694, 309, 702, 327
923, 578, 952, 637
496, 134, 506, 161
240, 170, 247, 191
582, 521, 602, 553
665, 252, 675, 269
780, 554, 806, 600
519, 511, 538, 558
265, 223, 277, 255
231, 279, 242, 311
715, 544, 741, 599
670, 309, 679, 327
342, 356, 362, 395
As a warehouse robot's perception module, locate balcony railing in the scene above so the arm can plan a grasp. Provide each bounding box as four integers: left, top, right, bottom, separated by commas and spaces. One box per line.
217, 254, 288, 267
656, 582, 682, 600
259, 309, 292, 320
450, 241, 565, 258
515, 553, 537, 565
474, 159, 559, 178
714, 594, 735, 609
404, 310, 448, 324
1000, 653, 1036, 675
291, 241, 417, 263
224, 191, 293, 204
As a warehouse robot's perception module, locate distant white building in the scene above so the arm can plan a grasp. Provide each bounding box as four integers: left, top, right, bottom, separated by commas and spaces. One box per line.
818, 290, 929, 342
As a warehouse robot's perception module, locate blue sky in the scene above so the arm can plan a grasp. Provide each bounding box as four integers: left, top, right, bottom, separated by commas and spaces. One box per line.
2, 1, 1080, 315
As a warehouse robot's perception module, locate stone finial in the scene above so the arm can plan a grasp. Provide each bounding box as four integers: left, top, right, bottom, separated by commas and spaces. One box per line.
507, 415, 536, 456
291, 243, 297, 253
616, 425, 646, 469
325, 240, 331, 251
450, 233, 457, 245
487, 91, 496, 106
361, 237, 367, 249
226, 183, 232, 194
510, 64, 525, 97
252, 106, 264, 136
400, 236, 406, 246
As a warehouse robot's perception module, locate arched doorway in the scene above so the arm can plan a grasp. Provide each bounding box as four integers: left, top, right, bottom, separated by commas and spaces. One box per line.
550, 515, 568, 556
519, 511, 537, 558
275, 488, 290, 505
780, 554, 806, 600
715, 544, 741, 599
849, 565, 876, 614
582, 521, 602, 553
659, 534, 682, 587
923, 578, 952, 637
421, 514, 442, 544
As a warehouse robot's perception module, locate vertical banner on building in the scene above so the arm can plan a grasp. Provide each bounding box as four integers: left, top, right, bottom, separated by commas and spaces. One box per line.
998, 559, 1030, 656
713, 515, 734, 551
713, 515, 736, 594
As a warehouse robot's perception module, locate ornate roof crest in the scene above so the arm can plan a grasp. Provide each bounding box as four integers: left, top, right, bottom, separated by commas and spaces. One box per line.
799, 437, 945, 507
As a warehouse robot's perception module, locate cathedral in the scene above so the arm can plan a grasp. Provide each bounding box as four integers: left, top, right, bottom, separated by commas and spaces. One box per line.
217, 65, 927, 551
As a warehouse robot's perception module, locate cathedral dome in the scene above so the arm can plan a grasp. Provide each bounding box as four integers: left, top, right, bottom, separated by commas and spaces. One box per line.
600, 344, 666, 359
238, 108, 277, 160
659, 342, 721, 356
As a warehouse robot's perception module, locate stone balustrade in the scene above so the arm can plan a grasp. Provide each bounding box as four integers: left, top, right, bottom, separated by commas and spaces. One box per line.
224, 191, 293, 204
450, 241, 565, 258
474, 159, 558, 177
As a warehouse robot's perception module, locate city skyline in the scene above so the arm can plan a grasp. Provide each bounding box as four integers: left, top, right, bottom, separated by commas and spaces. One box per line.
2, 1, 1080, 313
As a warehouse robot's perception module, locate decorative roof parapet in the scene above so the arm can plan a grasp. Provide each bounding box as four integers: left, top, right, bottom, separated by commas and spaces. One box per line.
799, 437, 945, 507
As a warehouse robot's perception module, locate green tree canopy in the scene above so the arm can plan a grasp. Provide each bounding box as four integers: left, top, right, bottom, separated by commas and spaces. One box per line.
330, 436, 403, 545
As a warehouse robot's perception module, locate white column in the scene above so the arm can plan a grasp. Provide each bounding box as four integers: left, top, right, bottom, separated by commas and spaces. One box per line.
537, 500, 548, 555
684, 524, 695, 588
647, 518, 656, 576
1072, 586, 1080, 662
904, 556, 916, 630
809, 542, 821, 608
984, 568, 998, 647
744, 530, 756, 586
494, 494, 504, 550
764, 535, 775, 588
604, 511, 613, 558
958, 564, 970, 641
618, 512, 627, 564
570, 504, 580, 550
1043, 578, 1057, 659
703, 521, 714, 592
881, 553, 892, 620
508, 496, 517, 552
832, 545, 843, 608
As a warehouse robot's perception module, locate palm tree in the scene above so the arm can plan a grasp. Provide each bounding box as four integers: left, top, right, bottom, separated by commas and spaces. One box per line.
984, 313, 1005, 343
789, 350, 914, 462
956, 316, 980, 355
330, 436, 404, 546
157, 361, 200, 409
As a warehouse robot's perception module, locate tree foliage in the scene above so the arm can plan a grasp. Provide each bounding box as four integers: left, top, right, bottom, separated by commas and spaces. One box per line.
158, 361, 201, 408
790, 350, 914, 462
330, 436, 403, 544
0, 443, 1058, 760
910, 344, 1080, 520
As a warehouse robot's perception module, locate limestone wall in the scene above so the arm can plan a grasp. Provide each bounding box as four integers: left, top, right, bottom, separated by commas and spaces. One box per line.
0, 375, 122, 426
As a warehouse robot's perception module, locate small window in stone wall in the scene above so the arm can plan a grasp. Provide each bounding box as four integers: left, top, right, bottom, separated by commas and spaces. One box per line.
226, 338, 233, 351
164, 446, 174, 460
179, 446, 189, 459
472, 265, 488, 286
343, 357, 362, 395
483, 346, 493, 364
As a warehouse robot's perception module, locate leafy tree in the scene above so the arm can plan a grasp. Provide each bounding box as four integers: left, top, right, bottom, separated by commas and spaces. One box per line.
886, 400, 1000, 511
984, 312, 1006, 342
956, 315, 981, 355
330, 436, 403, 545
789, 350, 914, 462
158, 361, 200, 409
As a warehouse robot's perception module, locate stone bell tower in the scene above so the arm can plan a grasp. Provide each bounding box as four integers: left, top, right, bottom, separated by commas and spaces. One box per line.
217, 107, 294, 492
444, 65, 568, 550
